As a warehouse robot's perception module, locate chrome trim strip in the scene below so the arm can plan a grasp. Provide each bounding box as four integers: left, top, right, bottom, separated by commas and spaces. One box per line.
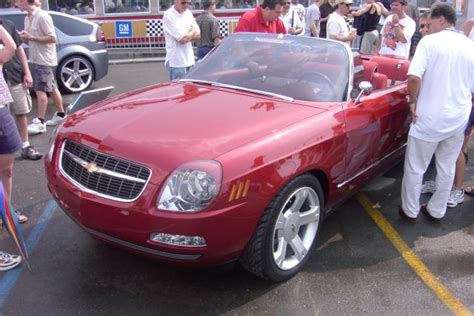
64, 150, 146, 183
59, 141, 152, 203
337, 143, 407, 188
83, 227, 202, 260
179, 79, 295, 102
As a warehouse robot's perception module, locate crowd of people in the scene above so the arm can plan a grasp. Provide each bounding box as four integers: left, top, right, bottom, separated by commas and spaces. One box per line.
161, 0, 427, 79
1, 0, 65, 271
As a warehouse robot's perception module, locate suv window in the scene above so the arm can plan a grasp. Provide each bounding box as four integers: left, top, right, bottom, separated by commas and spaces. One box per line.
1, 14, 25, 30
51, 14, 92, 36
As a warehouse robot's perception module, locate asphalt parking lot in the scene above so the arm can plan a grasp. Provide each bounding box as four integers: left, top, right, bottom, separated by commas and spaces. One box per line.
0, 62, 473, 315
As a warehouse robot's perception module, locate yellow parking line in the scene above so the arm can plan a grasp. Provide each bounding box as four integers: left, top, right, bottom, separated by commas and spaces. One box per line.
356, 192, 473, 316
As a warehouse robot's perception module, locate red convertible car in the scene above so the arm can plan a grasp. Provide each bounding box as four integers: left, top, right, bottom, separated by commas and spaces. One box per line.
45, 33, 411, 281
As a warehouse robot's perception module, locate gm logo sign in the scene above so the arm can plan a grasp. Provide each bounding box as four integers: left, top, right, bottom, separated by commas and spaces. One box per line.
115, 21, 132, 38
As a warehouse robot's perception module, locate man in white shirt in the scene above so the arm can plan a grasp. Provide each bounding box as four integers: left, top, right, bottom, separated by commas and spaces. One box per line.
326, 0, 356, 46
379, 0, 415, 59
304, 0, 321, 37
291, 0, 306, 36
400, 3, 474, 221
17, 0, 66, 135
163, 0, 200, 80
280, 0, 303, 35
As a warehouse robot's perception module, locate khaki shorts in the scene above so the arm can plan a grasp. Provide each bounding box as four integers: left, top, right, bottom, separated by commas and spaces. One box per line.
8, 83, 32, 115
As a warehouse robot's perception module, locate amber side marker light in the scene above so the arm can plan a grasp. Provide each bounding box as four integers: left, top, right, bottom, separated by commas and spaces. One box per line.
228, 180, 251, 202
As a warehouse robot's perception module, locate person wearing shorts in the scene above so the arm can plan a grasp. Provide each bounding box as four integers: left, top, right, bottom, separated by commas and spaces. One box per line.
0, 24, 23, 272
1, 18, 41, 162
17, 0, 66, 135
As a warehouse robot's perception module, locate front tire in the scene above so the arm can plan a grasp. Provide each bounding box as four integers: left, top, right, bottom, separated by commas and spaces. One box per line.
240, 174, 324, 282
57, 55, 94, 94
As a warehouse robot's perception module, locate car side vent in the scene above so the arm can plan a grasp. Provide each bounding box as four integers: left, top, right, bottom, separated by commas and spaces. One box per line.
60, 140, 151, 202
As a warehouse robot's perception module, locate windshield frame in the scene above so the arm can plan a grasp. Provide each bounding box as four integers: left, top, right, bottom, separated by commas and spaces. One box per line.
185, 33, 353, 103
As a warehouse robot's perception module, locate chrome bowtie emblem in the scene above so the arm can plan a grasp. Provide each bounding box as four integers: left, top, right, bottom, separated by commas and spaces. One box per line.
85, 162, 98, 173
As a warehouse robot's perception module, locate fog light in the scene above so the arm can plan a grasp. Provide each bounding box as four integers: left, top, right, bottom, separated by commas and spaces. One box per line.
150, 233, 206, 247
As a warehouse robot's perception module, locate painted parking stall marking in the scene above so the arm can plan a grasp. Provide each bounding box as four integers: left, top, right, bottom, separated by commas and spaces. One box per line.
0, 200, 57, 310
356, 192, 472, 316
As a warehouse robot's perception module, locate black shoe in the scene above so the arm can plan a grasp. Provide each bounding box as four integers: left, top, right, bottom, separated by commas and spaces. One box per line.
420, 205, 442, 223
21, 146, 42, 161
398, 207, 417, 223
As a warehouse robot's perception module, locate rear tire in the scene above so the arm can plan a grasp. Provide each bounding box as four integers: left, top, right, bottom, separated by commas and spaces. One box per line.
240, 174, 324, 282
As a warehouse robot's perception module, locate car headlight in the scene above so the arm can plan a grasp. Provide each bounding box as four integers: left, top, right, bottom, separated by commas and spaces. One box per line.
157, 160, 222, 212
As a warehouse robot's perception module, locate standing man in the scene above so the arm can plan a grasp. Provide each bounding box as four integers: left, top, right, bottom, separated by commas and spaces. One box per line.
280, 0, 303, 35
16, 0, 66, 135
304, 0, 321, 37
379, 0, 415, 59
234, 0, 287, 34
163, 0, 200, 80
319, 0, 336, 39
195, 0, 220, 60
327, 0, 356, 46
1, 18, 41, 161
291, 0, 306, 36
400, 3, 474, 221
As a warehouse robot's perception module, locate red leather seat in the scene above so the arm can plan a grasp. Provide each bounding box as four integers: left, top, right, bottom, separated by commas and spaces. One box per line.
362, 60, 378, 82
369, 56, 410, 85
372, 73, 388, 90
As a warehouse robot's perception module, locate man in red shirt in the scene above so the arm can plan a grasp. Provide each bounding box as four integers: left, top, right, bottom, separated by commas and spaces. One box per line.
234, 0, 287, 34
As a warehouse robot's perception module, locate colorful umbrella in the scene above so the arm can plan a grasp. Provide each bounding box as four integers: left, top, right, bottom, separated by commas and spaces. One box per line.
0, 182, 30, 271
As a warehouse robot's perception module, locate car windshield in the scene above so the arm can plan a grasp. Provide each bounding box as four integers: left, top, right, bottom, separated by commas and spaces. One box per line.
184, 33, 350, 102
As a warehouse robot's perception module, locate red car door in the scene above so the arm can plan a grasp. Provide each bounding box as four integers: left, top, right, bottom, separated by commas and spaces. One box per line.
342, 87, 410, 183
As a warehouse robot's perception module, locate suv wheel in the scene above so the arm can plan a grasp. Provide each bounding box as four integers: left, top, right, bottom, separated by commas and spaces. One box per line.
58, 55, 94, 94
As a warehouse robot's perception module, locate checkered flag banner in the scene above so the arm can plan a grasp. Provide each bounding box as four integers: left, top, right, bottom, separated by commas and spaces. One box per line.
219, 20, 228, 37
147, 20, 163, 37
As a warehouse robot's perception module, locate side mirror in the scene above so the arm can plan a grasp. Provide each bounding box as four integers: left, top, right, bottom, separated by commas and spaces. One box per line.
354, 81, 373, 104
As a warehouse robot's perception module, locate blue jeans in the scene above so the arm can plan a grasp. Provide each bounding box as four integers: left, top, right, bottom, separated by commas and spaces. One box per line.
197, 46, 214, 60
165, 62, 192, 80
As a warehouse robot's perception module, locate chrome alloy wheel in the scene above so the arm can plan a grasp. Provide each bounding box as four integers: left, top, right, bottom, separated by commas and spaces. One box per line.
60, 56, 93, 93
272, 187, 320, 270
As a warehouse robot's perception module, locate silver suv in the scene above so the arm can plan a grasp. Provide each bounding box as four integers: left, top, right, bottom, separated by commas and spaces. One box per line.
0, 9, 108, 94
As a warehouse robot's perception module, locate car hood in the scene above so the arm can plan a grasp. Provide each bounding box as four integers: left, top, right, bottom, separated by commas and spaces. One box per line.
61, 82, 327, 175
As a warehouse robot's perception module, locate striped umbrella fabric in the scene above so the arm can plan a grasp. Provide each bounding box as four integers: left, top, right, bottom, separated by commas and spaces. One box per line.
0, 182, 30, 270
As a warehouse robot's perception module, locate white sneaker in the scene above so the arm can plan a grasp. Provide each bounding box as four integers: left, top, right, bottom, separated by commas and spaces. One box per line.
421, 180, 437, 194
46, 112, 66, 126
27, 119, 47, 135
0, 251, 22, 271
447, 189, 464, 208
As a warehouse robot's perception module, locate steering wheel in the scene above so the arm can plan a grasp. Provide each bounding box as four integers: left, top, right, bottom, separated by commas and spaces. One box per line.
298, 71, 338, 101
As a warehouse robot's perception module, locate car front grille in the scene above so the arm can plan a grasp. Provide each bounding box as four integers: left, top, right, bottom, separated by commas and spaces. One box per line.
60, 140, 151, 201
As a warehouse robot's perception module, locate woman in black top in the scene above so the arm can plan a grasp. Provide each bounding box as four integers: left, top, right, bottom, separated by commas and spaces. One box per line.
319, 0, 336, 39
353, 0, 387, 54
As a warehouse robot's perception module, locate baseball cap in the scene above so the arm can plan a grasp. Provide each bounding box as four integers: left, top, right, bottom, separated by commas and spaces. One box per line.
336, 0, 353, 5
